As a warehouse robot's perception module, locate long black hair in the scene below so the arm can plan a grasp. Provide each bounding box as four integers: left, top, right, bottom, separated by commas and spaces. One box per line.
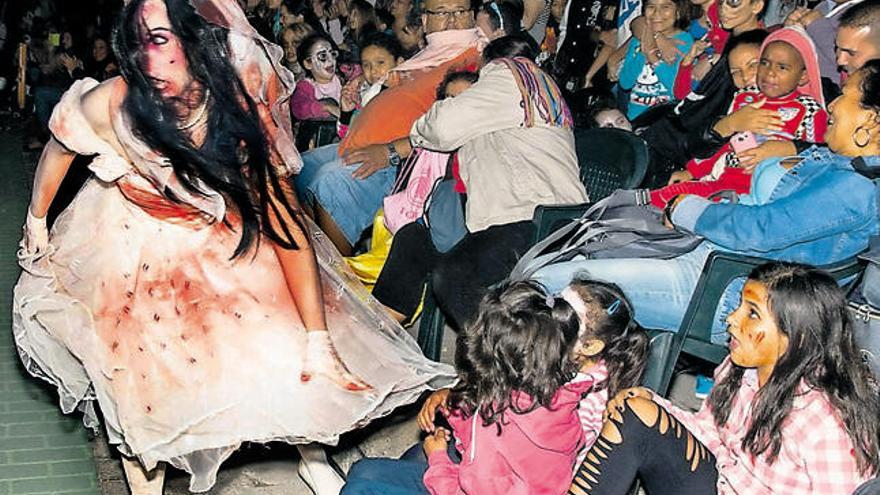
567, 278, 649, 399
708, 262, 880, 474
113, 0, 306, 257
448, 280, 581, 431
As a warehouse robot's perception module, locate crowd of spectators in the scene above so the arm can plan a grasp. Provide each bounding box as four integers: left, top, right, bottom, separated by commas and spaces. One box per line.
10, 0, 880, 492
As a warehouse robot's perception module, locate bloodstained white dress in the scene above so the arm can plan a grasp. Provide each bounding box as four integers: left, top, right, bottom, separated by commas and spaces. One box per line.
12, 77, 455, 492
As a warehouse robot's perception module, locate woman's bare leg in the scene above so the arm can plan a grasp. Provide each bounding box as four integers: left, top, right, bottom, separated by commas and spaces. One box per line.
121, 457, 165, 495
314, 203, 354, 256
297, 443, 344, 495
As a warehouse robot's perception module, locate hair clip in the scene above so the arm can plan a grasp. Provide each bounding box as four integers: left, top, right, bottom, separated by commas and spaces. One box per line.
489, 2, 505, 32
606, 299, 621, 315
545, 294, 556, 309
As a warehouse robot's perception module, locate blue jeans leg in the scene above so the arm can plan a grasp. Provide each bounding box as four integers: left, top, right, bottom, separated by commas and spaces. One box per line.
341, 457, 429, 495
532, 244, 714, 331
306, 157, 396, 246
295, 143, 342, 203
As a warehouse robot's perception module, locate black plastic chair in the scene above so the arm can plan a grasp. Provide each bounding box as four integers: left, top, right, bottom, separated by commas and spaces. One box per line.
531, 128, 649, 242
416, 128, 650, 361
641, 251, 865, 396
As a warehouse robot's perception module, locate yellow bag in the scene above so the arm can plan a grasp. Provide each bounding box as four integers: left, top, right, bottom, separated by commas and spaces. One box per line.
345, 210, 394, 289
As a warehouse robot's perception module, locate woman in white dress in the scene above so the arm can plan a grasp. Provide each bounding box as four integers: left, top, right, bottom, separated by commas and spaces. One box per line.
13, 0, 455, 493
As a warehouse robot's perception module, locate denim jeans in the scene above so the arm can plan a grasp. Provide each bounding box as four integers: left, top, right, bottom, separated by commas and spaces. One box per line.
295, 143, 397, 245
341, 445, 431, 495
533, 243, 735, 341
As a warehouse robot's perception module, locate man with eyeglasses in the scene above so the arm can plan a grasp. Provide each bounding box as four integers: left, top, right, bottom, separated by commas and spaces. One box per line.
294, 0, 484, 256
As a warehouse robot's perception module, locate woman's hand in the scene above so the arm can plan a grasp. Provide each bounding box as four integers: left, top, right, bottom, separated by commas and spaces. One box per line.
418, 388, 451, 432
343, 144, 390, 179
667, 170, 693, 185
714, 100, 783, 137
423, 428, 451, 457
605, 387, 654, 422
737, 140, 798, 171
19, 207, 48, 257
300, 330, 372, 391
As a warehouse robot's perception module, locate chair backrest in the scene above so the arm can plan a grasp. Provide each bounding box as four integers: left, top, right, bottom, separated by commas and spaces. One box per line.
574, 127, 648, 201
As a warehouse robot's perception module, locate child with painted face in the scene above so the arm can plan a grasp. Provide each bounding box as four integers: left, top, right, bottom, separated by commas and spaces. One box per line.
290, 34, 343, 122
569, 262, 880, 494
560, 279, 650, 466
618, 0, 695, 120
651, 26, 828, 208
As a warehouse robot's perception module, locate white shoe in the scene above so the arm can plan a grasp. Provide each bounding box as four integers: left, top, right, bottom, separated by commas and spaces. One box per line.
297, 457, 344, 495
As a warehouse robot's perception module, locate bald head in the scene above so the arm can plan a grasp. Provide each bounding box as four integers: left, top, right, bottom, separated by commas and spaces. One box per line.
837, 0, 880, 75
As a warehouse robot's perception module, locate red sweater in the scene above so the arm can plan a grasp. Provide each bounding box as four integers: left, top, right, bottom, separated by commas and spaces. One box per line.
651, 88, 827, 207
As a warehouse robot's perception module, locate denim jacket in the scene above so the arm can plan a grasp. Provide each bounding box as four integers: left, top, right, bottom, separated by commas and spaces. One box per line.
672, 146, 880, 265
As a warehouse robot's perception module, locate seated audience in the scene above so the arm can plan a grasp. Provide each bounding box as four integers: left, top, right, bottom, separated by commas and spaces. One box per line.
343, 279, 648, 494
370, 35, 586, 330
569, 263, 880, 494
294, 0, 485, 255
637, 0, 765, 184
533, 60, 880, 336
618, 0, 695, 119
652, 26, 827, 207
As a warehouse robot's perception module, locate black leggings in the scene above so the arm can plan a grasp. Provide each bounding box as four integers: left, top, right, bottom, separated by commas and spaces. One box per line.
569, 399, 719, 495
372, 221, 535, 330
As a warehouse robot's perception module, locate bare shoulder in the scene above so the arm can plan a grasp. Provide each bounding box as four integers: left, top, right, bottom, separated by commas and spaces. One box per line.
80, 76, 127, 136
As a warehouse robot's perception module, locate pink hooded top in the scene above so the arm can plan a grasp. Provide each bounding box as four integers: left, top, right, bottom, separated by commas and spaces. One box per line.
423, 377, 599, 495
762, 25, 826, 106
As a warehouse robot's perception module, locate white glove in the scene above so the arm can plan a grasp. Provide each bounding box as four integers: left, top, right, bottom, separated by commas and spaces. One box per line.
20, 207, 49, 257
300, 330, 372, 392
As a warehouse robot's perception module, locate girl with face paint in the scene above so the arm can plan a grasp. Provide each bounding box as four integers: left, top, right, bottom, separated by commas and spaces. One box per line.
568, 262, 880, 494
12, 0, 457, 494
291, 33, 346, 149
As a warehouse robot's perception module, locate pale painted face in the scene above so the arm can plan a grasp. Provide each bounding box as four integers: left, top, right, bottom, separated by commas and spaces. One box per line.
304, 39, 337, 83
138, 0, 194, 99
594, 109, 633, 131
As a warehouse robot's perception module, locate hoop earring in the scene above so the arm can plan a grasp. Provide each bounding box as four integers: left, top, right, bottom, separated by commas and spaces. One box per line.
855, 126, 872, 148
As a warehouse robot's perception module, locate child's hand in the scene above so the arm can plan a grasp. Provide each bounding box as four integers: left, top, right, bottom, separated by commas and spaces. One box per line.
423, 428, 451, 457
667, 170, 693, 185
340, 77, 363, 113
655, 35, 687, 65
681, 39, 709, 67
715, 100, 783, 137
418, 388, 451, 432
320, 101, 341, 118
604, 387, 654, 422
737, 140, 798, 171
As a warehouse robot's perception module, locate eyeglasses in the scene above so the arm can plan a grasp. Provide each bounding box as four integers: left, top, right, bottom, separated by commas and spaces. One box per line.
425, 8, 473, 21
310, 49, 339, 63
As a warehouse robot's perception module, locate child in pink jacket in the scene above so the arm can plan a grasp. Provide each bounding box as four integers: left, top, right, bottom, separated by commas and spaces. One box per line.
341, 279, 649, 495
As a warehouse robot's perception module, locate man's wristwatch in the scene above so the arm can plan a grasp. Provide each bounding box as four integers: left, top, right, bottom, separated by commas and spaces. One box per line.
387, 143, 402, 167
